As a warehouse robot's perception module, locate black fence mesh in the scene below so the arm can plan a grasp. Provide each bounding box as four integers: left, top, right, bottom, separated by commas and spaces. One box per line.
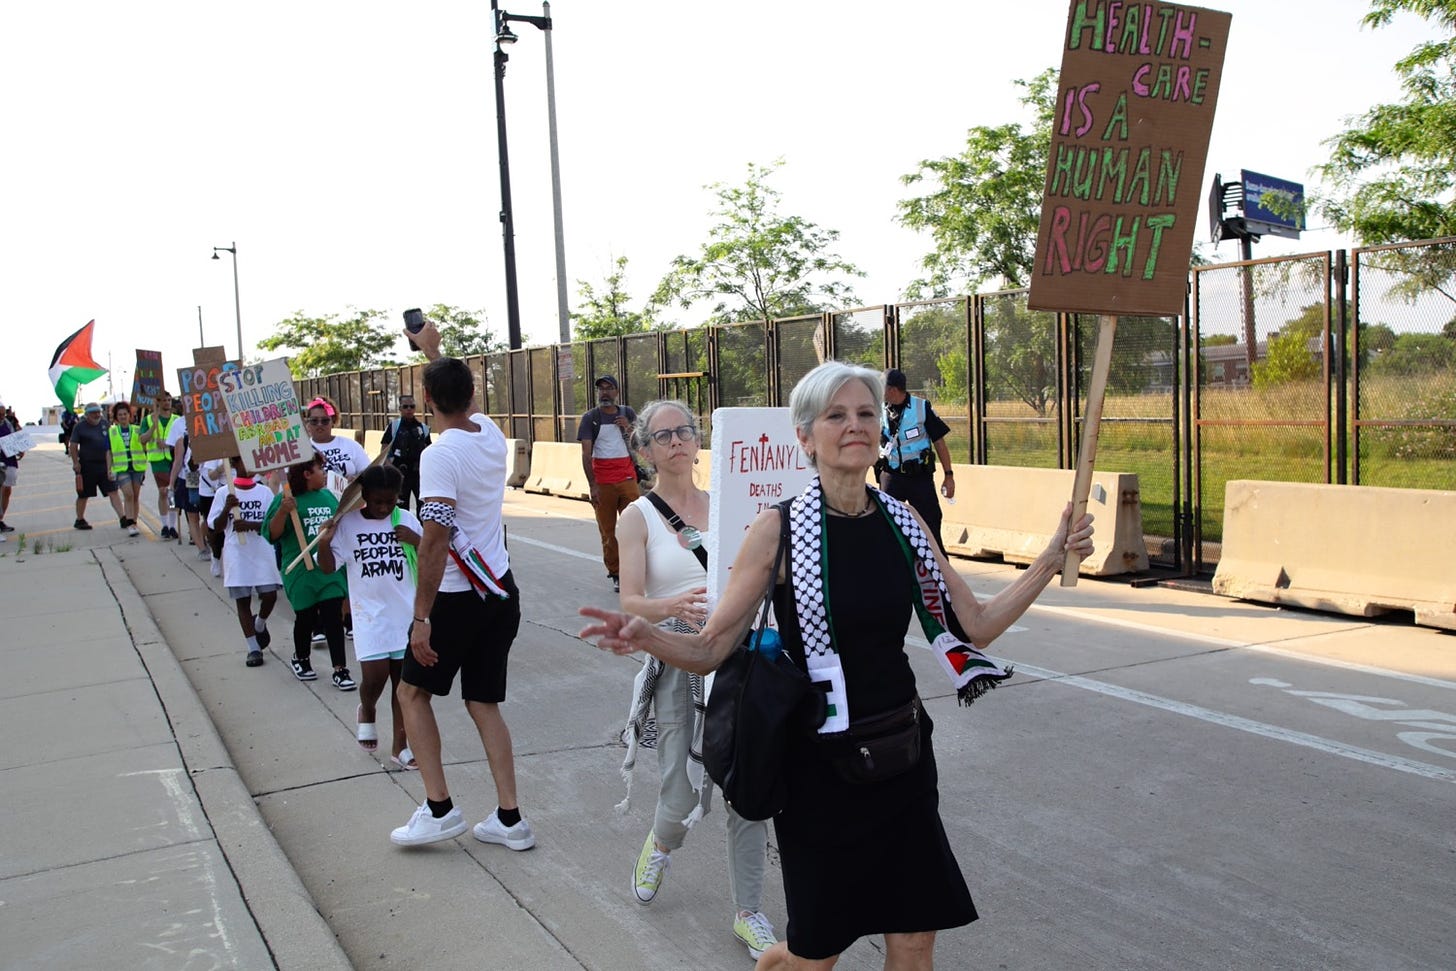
288, 240, 1456, 575
1192, 253, 1332, 557
1352, 238, 1456, 489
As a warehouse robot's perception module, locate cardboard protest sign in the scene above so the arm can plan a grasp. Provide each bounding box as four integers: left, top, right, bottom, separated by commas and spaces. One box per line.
177, 346, 241, 462
706, 408, 815, 604
131, 349, 165, 408
0, 428, 36, 457
218, 356, 314, 474
1028, 1, 1231, 316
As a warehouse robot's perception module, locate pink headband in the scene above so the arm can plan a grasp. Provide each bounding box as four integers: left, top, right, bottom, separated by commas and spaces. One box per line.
306, 397, 336, 418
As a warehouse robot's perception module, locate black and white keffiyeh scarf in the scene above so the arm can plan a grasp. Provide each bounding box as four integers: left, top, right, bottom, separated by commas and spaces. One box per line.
789, 476, 1012, 734
616, 618, 710, 828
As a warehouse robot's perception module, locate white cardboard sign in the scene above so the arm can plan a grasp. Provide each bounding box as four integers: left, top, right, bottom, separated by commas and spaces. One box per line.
706, 407, 815, 604
217, 356, 315, 474
0, 429, 36, 457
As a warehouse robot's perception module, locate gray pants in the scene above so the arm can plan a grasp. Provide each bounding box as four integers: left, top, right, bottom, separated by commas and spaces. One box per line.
652, 665, 768, 913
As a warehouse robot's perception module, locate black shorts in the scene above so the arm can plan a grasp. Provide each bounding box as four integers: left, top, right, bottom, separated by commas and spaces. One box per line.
403, 573, 521, 703
77, 465, 116, 498
197, 494, 215, 522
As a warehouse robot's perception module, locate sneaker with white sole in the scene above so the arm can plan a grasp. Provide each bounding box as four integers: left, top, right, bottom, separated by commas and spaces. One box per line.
291, 656, 317, 681
332, 668, 357, 691
472, 810, 536, 851
733, 911, 778, 959
209, 557, 221, 577
253, 616, 271, 649
632, 831, 671, 904
391, 802, 467, 846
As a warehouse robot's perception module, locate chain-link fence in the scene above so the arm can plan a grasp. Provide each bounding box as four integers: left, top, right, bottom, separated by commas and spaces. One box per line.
1352, 237, 1456, 490
1191, 252, 1333, 567
294, 239, 1456, 576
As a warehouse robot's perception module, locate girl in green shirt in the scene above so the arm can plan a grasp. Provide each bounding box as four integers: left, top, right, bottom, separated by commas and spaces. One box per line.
265, 455, 353, 690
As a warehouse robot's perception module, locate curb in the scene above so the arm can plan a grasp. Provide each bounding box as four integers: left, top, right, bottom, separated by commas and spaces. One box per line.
94, 547, 353, 971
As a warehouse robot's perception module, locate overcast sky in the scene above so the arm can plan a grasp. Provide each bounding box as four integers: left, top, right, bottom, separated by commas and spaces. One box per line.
0, 0, 1431, 418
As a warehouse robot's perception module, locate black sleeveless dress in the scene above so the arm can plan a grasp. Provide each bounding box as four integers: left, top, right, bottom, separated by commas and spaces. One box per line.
770, 512, 977, 960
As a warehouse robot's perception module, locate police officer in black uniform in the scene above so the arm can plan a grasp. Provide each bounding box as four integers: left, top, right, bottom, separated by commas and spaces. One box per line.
877, 369, 956, 554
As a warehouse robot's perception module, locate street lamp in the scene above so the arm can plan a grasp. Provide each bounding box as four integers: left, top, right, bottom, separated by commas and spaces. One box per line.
491, 1, 569, 349
211, 242, 244, 361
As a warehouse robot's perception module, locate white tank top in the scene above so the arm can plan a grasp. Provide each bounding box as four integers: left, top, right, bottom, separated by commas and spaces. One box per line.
631, 494, 711, 601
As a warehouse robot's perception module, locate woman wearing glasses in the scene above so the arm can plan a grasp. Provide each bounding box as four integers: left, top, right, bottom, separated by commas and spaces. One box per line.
305, 397, 369, 495
613, 400, 779, 961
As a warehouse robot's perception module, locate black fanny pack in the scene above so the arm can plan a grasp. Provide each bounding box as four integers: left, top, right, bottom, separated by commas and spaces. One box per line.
815, 695, 922, 784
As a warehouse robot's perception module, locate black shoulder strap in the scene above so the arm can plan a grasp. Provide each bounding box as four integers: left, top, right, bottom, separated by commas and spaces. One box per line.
644, 491, 708, 569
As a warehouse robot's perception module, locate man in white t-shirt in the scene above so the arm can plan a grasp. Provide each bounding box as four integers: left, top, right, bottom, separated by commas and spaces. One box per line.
389, 320, 534, 852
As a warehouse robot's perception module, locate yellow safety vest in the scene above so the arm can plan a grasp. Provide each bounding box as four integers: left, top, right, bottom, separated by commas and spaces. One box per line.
109, 424, 148, 474
143, 413, 178, 463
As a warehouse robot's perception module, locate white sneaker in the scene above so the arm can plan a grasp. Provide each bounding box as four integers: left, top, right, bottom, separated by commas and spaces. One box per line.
127, 524, 140, 537
390, 802, 467, 846
209, 557, 222, 578
472, 809, 536, 851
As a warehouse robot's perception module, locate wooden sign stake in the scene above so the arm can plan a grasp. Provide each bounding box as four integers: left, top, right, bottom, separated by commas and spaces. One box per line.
226, 473, 246, 546
285, 447, 390, 575
283, 483, 314, 571
1061, 313, 1117, 586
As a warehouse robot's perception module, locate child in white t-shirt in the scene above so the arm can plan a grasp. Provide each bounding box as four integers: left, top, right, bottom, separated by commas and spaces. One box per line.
317, 464, 421, 768
207, 457, 282, 668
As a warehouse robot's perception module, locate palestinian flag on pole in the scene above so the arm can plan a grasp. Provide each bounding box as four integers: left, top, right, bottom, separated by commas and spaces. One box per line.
49, 319, 107, 408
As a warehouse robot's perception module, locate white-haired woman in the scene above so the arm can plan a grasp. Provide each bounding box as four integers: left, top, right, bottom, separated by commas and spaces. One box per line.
613, 399, 779, 960
583, 361, 1094, 970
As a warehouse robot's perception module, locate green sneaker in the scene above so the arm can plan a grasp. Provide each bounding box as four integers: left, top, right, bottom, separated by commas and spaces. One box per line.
733, 911, 777, 959
632, 831, 670, 904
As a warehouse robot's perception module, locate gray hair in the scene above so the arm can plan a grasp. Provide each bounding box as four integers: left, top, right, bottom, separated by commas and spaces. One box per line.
788, 361, 884, 468
631, 399, 699, 467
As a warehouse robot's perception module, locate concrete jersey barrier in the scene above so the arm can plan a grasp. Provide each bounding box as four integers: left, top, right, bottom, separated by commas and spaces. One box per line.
504, 438, 529, 488
939, 464, 1148, 577
1213, 480, 1456, 631
525, 440, 590, 500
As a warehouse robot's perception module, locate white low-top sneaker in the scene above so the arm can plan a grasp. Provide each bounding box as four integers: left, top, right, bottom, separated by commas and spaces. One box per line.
391, 802, 467, 846
472, 810, 536, 850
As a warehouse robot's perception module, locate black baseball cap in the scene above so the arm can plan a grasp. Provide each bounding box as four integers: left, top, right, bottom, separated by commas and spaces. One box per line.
884, 368, 908, 390
594, 375, 618, 389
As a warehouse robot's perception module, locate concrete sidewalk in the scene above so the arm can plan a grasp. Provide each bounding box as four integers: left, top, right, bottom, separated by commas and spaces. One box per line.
0, 535, 349, 968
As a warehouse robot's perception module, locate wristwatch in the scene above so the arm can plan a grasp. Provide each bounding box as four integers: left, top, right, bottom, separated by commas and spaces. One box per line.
413, 616, 431, 625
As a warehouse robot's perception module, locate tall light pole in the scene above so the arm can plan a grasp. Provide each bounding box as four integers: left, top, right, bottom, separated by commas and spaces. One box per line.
491, 1, 568, 349
211, 242, 243, 360
197, 305, 204, 347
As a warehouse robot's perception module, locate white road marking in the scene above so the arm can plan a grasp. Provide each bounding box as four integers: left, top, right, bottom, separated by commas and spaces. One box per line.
1031, 602, 1456, 692
121, 768, 203, 840
1006, 660, 1456, 784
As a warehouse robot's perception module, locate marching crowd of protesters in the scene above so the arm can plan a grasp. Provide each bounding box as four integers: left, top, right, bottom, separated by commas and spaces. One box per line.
22, 329, 1094, 969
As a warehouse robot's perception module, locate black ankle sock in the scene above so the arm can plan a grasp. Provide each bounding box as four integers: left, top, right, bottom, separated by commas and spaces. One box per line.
427, 797, 454, 818
497, 806, 521, 827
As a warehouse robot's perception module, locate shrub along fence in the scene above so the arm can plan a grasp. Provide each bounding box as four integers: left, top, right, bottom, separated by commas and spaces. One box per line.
295, 237, 1456, 576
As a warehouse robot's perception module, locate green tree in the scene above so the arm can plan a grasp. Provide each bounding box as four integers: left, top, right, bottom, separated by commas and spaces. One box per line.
1317, 1, 1456, 244
897, 69, 1057, 297
1370, 331, 1456, 374
259, 308, 400, 378
572, 256, 655, 340
1252, 304, 1324, 387
984, 301, 1057, 415
426, 304, 501, 358
654, 159, 863, 324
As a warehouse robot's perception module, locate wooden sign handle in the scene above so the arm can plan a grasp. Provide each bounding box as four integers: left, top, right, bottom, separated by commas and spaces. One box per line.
283, 483, 314, 571
1061, 314, 1117, 587
226, 474, 246, 546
